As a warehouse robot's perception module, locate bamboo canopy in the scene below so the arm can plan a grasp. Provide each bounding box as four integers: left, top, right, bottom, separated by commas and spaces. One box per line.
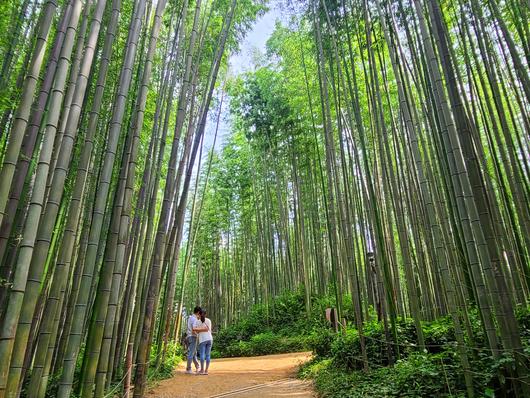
0, 0, 529, 396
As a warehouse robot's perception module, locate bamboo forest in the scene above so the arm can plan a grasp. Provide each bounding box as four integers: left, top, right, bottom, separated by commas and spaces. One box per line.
0, 0, 529, 396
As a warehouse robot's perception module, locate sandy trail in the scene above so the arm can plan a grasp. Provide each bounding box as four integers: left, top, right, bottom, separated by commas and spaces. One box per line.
147, 352, 315, 398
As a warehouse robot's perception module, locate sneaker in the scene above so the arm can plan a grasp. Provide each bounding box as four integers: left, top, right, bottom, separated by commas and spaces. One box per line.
185, 370, 193, 374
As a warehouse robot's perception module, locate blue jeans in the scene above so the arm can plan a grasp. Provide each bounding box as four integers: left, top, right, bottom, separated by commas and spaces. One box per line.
198, 340, 212, 371
186, 336, 199, 371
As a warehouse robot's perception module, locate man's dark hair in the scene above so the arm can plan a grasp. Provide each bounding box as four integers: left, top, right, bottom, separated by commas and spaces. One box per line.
193, 306, 202, 314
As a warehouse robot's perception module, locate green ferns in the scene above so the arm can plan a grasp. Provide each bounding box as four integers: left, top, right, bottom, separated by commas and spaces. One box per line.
211, 289, 530, 397
300, 309, 530, 397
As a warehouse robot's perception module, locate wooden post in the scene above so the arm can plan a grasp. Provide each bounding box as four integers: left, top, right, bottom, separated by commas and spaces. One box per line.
367, 251, 382, 321
326, 308, 339, 332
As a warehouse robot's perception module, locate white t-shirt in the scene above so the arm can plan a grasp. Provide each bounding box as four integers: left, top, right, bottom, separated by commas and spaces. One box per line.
186, 314, 200, 337
197, 318, 213, 344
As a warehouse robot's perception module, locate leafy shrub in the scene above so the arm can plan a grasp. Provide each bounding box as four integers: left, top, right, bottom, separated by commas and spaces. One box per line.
224, 340, 253, 357
281, 335, 306, 352
218, 332, 306, 357
299, 310, 530, 397
306, 327, 335, 359
214, 288, 340, 357
250, 332, 289, 355
298, 357, 332, 380
330, 328, 364, 371
328, 318, 419, 372
422, 316, 455, 351
148, 341, 184, 381
249, 336, 270, 356
388, 353, 460, 397
515, 305, 530, 342
302, 351, 479, 397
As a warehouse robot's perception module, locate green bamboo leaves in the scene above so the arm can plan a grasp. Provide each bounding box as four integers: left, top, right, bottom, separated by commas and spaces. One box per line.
0, 0, 529, 396
0, 0, 264, 396
182, 1, 530, 396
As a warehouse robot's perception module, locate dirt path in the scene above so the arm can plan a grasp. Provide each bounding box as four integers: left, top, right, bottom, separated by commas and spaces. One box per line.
147, 352, 315, 398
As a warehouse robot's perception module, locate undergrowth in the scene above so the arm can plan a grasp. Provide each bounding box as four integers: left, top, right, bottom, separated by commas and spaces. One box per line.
212, 288, 530, 397
212, 286, 341, 358
31, 341, 184, 397
299, 307, 530, 397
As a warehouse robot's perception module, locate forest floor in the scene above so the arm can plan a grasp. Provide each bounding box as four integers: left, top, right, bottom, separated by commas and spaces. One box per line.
147, 351, 315, 397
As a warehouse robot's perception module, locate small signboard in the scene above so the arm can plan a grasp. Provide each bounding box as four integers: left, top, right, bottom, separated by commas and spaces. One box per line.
325, 308, 339, 332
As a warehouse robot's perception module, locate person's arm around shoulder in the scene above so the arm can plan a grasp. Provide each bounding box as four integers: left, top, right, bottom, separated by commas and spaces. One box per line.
192, 318, 208, 332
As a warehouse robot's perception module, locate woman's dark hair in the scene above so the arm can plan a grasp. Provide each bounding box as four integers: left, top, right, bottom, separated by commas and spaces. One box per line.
200, 309, 206, 323
193, 306, 201, 314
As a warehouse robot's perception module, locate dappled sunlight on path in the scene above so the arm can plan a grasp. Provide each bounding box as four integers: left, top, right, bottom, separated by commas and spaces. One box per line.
148, 352, 315, 398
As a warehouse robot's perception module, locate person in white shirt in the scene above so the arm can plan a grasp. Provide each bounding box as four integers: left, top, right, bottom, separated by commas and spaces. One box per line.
185, 306, 201, 374
193, 309, 213, 375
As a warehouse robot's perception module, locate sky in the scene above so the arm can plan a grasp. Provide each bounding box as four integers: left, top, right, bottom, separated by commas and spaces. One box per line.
201, 5, 282, 154
184, 4, 284, 236
229, 7, 280, 75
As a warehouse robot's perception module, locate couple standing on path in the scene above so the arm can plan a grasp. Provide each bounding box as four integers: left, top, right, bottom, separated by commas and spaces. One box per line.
185, 306, 213, 375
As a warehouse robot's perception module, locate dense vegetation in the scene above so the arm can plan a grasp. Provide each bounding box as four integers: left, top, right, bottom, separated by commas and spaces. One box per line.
302, 307, 530, 397
212, 288, 313, 357
214, 289, 530, 397
1, 0, 529, 397
0, 0, 265, 396
181, 0, 530, 396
